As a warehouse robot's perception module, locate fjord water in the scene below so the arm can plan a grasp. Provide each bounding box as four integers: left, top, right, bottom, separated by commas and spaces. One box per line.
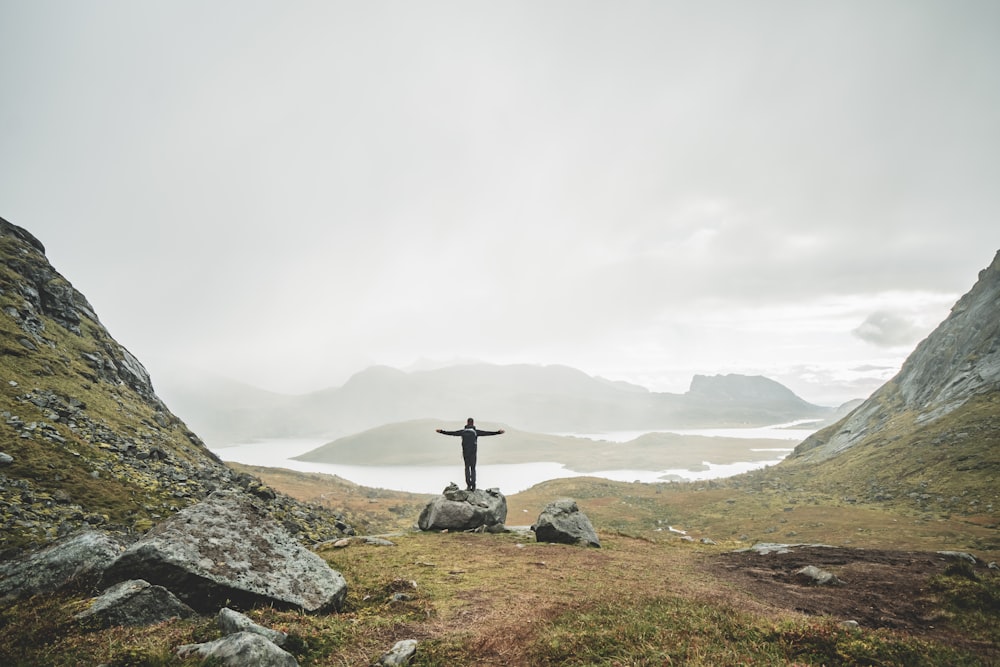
209, 421, 817, 494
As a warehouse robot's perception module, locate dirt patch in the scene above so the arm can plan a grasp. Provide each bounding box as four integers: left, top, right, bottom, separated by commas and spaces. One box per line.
705, 545, 992, 641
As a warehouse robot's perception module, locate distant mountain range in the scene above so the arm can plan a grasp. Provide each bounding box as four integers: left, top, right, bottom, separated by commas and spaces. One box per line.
161, 363, 836, 446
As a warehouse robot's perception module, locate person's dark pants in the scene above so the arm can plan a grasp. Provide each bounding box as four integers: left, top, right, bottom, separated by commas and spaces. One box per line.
462, 443, 477, 490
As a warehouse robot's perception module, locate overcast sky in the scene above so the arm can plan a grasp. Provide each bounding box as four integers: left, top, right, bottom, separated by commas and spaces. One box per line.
2, 1, 998, 406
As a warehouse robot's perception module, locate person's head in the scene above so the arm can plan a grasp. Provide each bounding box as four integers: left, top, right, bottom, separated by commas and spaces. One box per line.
466, 417, 474, 426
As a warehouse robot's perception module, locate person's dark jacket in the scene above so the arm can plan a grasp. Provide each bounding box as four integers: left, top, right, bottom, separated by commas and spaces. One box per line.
439, 426, 503, 448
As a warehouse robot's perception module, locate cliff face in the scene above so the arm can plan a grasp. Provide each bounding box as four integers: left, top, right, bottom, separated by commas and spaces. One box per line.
0, 218, 344, 556
791, 250, 1000, 465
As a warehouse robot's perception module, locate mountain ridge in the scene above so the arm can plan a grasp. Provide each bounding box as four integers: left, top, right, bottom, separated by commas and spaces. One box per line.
791, 249, 1000, 463
771, 249, 1000, 515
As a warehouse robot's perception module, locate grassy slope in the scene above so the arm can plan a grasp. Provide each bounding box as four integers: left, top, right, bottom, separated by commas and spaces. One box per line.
1, 231, 349, 555
0, 234, 218, 552
776, 391, 1000, 532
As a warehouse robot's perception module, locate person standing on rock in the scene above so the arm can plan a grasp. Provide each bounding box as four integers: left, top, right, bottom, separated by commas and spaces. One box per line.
435, 418, 505, 491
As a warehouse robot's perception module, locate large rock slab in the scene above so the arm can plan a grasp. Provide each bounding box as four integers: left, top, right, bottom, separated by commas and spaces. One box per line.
417, 483, 507, 532
75, 579, 196, 628
0, 530, 128, 602
103, 490, 346, 613
532, 498, 601, 548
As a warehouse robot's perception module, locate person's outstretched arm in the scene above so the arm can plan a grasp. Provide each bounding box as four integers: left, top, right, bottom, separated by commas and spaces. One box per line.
436, 428, 463, 436
475, 428, 505, 436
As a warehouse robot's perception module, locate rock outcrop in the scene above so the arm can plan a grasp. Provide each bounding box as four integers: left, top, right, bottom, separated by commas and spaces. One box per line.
103, 490, 347, 613
74, 579, 196, 628
532, 498, 601, 548
417, 483, 507, 532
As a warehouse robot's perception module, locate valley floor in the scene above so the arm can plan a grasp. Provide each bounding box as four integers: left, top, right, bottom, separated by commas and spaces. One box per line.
4, 466, 995, 666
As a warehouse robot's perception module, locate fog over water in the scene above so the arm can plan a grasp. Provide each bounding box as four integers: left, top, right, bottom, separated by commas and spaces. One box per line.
211, 423, 809, 494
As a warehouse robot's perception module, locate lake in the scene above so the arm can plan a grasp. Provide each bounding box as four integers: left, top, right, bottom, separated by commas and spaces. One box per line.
209, 421, 817, 494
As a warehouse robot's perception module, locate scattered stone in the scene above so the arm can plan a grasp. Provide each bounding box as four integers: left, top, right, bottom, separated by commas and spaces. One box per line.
176, 631, 298, 667
218, 607, 288, 647
0, 452, 12, 465
75, 579, 195, 628
700, 538, 717, 545
532, 498, 601, 548
375, 639, 418, 666
103, 490, 347, 613
936, 551, 977, 564
417, 483, 507, 532
795, 565, 844, 586
840, 620, 860, 629
742, 543, 834, 556
0, 530, 128, 602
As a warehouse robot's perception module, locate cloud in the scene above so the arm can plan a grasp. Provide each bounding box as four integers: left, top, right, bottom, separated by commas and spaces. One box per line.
852, 311, 924, 348
1, 2, 998, 406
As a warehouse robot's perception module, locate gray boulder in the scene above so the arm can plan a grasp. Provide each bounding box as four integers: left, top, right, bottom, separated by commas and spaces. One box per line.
0, 452, 13, 466
218, 607, 288, 646
417, 483, 507, 532
176, 631, 298, 667
0, 530, 127, 602
103, 489, 347, 613
75, 579, 196, 628
532, 499, 601, 548
376, 639, 418, 665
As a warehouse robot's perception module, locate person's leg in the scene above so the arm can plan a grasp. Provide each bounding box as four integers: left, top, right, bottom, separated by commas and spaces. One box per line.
463, 444, 477, 490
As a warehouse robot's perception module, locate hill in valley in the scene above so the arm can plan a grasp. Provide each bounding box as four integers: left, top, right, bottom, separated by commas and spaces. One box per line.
294, 418, 796, 474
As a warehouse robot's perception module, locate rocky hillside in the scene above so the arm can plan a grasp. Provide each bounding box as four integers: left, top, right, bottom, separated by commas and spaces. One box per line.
782, 250, 1000, 510
0, 217, 348, 557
